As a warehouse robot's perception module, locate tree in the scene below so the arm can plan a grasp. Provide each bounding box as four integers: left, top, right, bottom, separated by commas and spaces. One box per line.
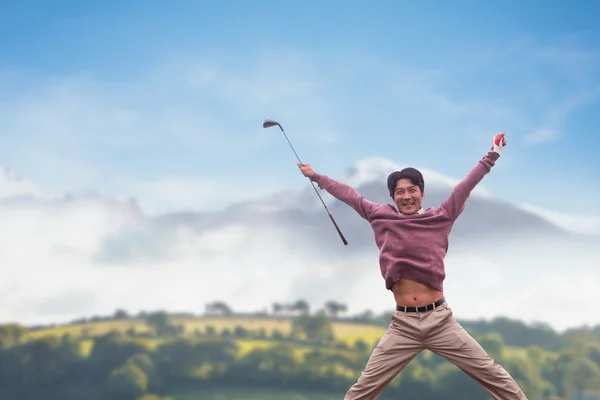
354, 339, 369, 354
238, 344, 298, 380
144, 312, 172, 336
233, 326, 249, 338
152, 339, 204, 380
88, 331, 150, 377
292, 299, 310, 315
205, 301, 233, 315
357, 309, 375, 323
502, 357, 549, 400
113, 309, 129, 319
272, 329, 285, 340
0, 324, 28, 349
105, 362, 149, 399
205, 325, 216, 336
128, 353, 154, 377
475, 333, 504, 360
20, 336, 63, 384
291, 312, 335, 343
324, 301, 347, 319
562, 328, 598, 356
526, 345, 546, 366
196, 339, 239, 378
562, 357, 600, 400
272, 302, 284, 315
433, 362, 488, 400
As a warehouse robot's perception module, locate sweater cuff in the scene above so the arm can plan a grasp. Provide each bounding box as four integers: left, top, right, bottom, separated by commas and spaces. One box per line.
310, 172, 324, 184
488, 150, 500, 161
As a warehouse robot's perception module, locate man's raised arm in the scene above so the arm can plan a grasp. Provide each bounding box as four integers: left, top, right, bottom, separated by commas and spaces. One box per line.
439, 133, 506, 221
298, 163, 377, 221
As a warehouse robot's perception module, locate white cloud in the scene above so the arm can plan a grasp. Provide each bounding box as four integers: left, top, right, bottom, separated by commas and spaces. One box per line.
519, 203, 600, 236
273, 236, 600, 332
522, 91, 597, 146
127, 176, 284, 214
522, 127, 559, 145
442, 249, 600, 331
0, 166, 50, 200
0, 163, 598, 334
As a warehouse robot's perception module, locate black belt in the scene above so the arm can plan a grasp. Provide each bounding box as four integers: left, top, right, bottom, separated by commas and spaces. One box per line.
396, 297, 446, 313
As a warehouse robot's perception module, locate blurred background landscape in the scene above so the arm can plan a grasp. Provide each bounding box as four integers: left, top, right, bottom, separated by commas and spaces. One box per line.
1, 0, 599, 399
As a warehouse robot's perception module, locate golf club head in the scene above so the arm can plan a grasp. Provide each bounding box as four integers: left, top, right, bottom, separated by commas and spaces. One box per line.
263, 119, 282, 130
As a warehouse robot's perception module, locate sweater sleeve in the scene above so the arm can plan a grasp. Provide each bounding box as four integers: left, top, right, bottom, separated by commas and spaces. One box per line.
439, 151, 500, 221
310, 173, 377, 220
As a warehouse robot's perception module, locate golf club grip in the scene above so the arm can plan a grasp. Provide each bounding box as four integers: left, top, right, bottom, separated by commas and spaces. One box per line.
328, 213, 348, 245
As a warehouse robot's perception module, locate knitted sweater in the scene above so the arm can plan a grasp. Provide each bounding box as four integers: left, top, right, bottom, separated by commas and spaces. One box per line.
310, 151, 500, 292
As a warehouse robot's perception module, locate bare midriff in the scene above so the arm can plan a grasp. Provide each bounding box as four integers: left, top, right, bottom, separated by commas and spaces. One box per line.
391, 279, 444, 307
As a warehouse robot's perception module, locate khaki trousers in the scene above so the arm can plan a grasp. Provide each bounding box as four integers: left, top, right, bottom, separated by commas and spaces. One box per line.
345, 301, 527, 399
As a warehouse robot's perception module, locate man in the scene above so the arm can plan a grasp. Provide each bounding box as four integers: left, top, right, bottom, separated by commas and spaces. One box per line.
297, 133, 527, 400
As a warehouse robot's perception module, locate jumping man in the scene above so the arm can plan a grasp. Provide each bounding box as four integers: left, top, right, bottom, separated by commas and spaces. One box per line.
297, 133, 527, 400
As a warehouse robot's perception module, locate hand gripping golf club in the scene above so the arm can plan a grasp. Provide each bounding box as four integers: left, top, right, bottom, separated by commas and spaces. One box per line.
263, 119, 348, 246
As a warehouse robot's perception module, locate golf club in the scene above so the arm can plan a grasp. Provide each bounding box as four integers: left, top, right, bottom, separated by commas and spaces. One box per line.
262, 119, 348, 246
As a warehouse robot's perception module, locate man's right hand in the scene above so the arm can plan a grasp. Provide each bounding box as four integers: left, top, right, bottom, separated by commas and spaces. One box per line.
298, 162, 315, 178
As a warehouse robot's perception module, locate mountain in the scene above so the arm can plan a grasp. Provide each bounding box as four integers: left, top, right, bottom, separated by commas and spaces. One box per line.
88, 156, 597, 332
92, 154, 597, 281
1, 157, 597, 331
123, 156, 574, 259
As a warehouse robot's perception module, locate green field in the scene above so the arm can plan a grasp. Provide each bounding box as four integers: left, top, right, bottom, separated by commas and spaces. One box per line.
26, 316, 387, 345
173, 387, 351, 400
23, 315, 540, 362
5, 312, 579, 400
25, 316, 387, 350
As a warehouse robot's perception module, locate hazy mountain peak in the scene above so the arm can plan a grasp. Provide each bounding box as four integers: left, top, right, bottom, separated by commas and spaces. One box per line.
341, 156, 491, 198
342, 156, 401, 186
0, 164, 143, 218
0, 165, 50, 200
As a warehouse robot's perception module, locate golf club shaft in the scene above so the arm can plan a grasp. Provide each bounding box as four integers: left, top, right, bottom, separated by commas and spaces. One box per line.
309, 180, 348, 246
280, 128, 303, 165
277, 125, 348, 246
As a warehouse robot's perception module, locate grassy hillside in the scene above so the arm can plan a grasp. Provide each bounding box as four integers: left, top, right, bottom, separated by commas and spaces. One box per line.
24, 316, 384, 356
26, 316, 384, 342
23, 315, 536, 361
4, 309, 598, 400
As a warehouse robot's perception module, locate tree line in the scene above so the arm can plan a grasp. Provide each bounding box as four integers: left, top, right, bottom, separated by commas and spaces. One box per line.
2, 301, 600, 400
54, 298, 598, 353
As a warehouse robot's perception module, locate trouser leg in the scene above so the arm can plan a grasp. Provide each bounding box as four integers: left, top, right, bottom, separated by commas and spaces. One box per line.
423, 302, 528, 400
345, 311, 423, 400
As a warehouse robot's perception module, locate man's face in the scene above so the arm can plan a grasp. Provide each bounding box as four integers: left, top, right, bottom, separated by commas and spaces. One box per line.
394, 178, 424, 215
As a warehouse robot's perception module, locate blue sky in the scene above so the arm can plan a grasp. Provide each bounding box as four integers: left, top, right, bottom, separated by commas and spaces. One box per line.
1, 0, 599, 214
2, 1, 600, 329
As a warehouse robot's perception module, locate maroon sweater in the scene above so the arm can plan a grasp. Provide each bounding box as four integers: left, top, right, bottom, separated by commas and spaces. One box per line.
310, 151, 500, 292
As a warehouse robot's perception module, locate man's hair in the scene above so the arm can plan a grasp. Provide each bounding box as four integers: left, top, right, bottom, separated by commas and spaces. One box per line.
387, 168, 425, 198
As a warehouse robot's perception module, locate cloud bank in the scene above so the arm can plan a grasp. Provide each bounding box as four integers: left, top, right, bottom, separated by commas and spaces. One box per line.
0, 159, 598, 334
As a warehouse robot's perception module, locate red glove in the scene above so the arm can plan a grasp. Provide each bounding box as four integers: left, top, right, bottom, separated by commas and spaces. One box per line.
491, 133, 506, 155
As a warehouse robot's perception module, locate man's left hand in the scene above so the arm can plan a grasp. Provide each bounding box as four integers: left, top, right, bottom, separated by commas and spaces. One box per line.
491, 133, 507, 155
